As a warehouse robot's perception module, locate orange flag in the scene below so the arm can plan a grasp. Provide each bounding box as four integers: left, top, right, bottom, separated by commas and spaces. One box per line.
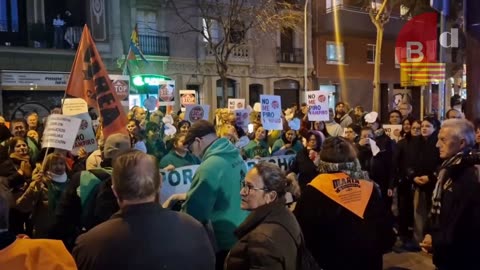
65, 25, 128, 139
309, 172, 373, 219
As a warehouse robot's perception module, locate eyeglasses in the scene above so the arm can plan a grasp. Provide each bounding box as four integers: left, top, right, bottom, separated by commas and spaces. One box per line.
241, 180, 269, 194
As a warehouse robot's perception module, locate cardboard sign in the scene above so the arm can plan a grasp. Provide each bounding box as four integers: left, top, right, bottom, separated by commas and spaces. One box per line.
158, 83, 176, 106
179, 90, 197, 111
159, 155, 295, 204
307, 90, 329, 121
160, 165, 199, 204
62, 98, 88, 116
42, 114, 81, 151
235, 109, 250, 131
110, 74, 130, 113
185, 105, 210, 123
383, 124, 402, 142
260, 95, 282, 130
71, 113, 98, 155
228, 99, 245, 111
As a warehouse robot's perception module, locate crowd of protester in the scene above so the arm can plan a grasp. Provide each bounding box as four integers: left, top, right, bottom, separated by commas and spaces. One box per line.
0, 100, 479, 270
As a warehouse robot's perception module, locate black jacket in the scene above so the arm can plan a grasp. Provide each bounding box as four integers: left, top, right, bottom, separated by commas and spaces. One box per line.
392, 136, 418, 189
294, 180, 392, 270
289, 148, 319, 191
411, 134, 441, 193
428, 161, 480, 270
73, 203, 215, 270
225, 200, 301, 270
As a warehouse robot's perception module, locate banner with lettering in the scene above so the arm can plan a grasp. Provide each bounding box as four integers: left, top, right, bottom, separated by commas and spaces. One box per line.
307, 90, 329, 121
228, 98, 245, 111
159, 155, 295, 204
160, 165, 199, 204
42, 114, 81, 151
185, 105, 210, 123
383, 124, 402, 142
158, 83, 176, 106
71, 113, 98, 155
179, 90, 197, 111
260, 95, 282, 130
64, 25, 128, 139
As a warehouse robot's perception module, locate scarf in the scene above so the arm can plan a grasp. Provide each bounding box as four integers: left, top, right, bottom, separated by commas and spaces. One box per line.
430, 152, 465, 218
9, 153, 30, 163
318, 159, 370, 180
51, 172, 68, 183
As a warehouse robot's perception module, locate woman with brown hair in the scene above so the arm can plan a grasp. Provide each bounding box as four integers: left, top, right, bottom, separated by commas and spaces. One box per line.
16, 153, 70, 238
294, 136, 393, 270
224, 162, 301, 270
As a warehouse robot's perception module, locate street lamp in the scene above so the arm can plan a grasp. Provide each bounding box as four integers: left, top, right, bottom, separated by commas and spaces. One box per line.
304, 0, 310, 102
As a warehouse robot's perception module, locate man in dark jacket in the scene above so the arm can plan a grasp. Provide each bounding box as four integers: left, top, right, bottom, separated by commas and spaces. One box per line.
73, 150, 215, 270
49, 133, 131, 249
421, 119, 480, 270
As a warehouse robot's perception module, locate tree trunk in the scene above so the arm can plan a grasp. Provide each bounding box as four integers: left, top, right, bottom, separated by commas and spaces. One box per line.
465, 32, 480, 121
372, 22, 384, 113
221, 75, 229, 108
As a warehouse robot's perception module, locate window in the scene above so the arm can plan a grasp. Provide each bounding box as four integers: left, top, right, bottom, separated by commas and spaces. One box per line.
0, 0, 19, 32
367, 44, 375, 63
202, 18, 220, 43
136, 10, 157, 35
326, 41, 344, 64
326, 0, 343, 13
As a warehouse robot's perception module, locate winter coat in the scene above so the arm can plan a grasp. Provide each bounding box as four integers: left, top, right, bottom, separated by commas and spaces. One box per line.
411, 133, 441, 193
225, 200, 301, 270
271, 134, 304, 156
427, 159, 480, 270
244, 140, 270, 159
181, 138, 249, 251
294, 173, 392, 270
392, 136, 418, 189
73, 203, 215, 270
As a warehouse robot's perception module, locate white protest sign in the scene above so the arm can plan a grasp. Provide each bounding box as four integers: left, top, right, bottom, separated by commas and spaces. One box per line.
235, 109, 250, 131
71, 113, 98, 155
159, 155, 296, 204
260, 95, 282, 130
42, 114, 81, 151
62, 98, 88, 116
307, 91, 329, 121
160, 165, 199, 204
228, 99, 245, 111
383, 124, 402, 142
185, 105, 210, 123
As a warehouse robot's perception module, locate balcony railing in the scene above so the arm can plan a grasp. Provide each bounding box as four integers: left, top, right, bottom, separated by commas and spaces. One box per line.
138, 34, 169, 56
206, 44, 250, 62
276, 47, 304, 64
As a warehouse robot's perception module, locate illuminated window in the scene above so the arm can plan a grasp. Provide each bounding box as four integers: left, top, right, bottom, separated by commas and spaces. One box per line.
326, 41, 344, 64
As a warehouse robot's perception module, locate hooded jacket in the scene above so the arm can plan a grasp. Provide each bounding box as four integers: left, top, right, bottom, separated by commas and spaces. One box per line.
182, 138, 249, 251
271, 133, 303, 156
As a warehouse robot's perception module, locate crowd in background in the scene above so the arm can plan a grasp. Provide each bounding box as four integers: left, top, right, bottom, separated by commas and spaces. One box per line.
0, 99, 479, 270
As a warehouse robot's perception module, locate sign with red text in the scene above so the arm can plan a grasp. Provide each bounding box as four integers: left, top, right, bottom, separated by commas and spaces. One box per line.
71, 113, 98, 155
228, 98, 245, 111
179, 90, 197, 111
260, 95, 282, 130
307, 90, 329, 121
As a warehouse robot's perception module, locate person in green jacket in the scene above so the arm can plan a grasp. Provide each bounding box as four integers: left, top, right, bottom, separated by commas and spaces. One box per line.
182, 120, 248, 270
271, 129, 304, 156
159, 134, 200, 170
244, 126, 270, 159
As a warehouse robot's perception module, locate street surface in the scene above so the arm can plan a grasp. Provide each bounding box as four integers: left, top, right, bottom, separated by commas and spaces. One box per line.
383, 252, 435, 270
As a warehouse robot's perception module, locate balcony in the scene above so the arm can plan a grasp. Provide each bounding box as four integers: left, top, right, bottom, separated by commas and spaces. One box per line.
276, 47, 304, 64
138, 34, 170, 56
206, 44, 251, 62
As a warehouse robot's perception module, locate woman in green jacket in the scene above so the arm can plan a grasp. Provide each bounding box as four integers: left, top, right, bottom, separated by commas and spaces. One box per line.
159, 134, 200, 171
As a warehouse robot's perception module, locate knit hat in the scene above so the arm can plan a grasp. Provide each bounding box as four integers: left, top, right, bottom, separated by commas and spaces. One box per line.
103, 133, 131, 159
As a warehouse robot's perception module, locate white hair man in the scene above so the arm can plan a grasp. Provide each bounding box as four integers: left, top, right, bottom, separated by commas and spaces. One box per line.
421, 119, 480, 270
73, 150, 215, 270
